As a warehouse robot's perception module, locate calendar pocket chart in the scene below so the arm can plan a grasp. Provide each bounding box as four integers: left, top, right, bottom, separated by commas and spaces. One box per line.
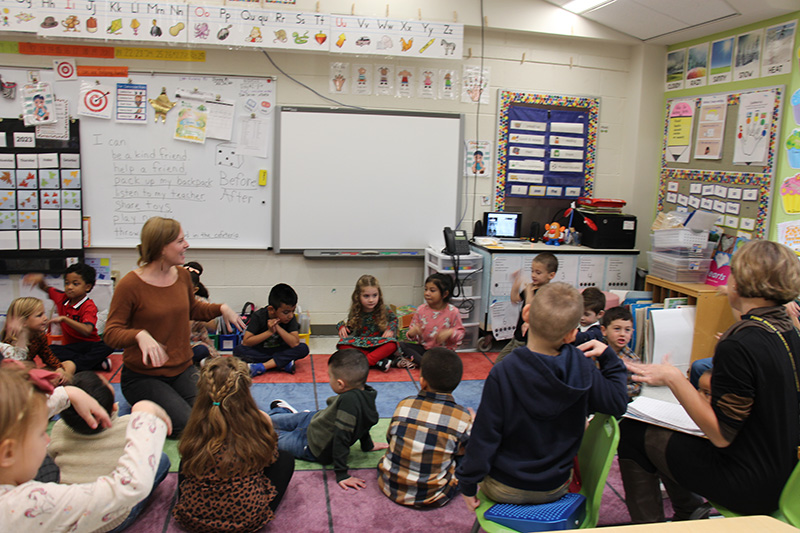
0, 119, 83, 252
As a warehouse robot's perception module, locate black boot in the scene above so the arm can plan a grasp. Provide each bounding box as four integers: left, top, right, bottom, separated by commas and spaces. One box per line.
661, 476, 708, 520
619, 458, 666, 523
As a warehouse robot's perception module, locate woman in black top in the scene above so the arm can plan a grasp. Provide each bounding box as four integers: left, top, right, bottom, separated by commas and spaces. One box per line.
619, 240, 800, 522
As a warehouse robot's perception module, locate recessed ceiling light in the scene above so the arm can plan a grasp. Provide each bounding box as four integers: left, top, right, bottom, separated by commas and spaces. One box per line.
561, 0, 616, 14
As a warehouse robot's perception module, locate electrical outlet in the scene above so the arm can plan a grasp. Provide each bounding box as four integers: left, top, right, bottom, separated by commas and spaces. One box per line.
480, 195, 490, 206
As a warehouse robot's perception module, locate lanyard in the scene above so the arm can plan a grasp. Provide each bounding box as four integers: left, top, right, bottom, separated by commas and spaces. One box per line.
747, 315, 800, 393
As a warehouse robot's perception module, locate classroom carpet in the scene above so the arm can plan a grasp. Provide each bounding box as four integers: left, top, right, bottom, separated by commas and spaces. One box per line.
91, 345, 682, 532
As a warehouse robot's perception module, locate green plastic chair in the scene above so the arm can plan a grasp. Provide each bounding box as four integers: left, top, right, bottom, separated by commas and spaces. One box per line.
471, 414, 620, 532
712, 459, 800, 527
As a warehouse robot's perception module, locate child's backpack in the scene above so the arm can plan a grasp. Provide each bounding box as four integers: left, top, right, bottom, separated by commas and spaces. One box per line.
240, 302, 256, 327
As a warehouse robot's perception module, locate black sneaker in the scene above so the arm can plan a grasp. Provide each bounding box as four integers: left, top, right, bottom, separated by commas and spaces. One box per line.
375, 358, 391, 372
269, 399, 298, 413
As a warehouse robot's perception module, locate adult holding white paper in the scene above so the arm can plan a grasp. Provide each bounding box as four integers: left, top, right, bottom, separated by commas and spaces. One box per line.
618, 240, 800, 522
104, 217, 245, 435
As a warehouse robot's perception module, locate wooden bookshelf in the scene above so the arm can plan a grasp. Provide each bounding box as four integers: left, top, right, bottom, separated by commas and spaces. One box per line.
644, 275, 736, 362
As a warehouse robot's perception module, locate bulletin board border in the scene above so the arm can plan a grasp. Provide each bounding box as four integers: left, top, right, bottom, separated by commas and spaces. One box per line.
661, 86, 783, 173
658, 168, 772, 239
495, 90, 599, 210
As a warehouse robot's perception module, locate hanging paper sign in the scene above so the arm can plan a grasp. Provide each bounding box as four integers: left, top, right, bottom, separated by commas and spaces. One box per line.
18, 42, 115, 58
77, 66, 129, 77
2, 2, 40, 33
462, 65, 489, 104
331, 16, 463, 59
53, 58, 77, 80
666, 99, 695, 163
709, 37, 734, 85
35, 0, 107, 40
78, 81, 113, 119
694, 95, 727, 160
685, 44, 708, 88
666, 48, 685, 91
762, 20, 796, 77
101, 1, 187, 43
115, 83, 147, 123
174, 100, 208, 143
734, 90, 773, 165
21, 82, 57, 126
734, 30, 762, 81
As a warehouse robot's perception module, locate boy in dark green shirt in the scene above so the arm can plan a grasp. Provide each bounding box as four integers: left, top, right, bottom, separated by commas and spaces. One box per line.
268, 348, 388, 489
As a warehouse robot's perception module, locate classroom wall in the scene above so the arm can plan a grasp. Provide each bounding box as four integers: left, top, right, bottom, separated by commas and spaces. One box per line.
0, 0, 667, 327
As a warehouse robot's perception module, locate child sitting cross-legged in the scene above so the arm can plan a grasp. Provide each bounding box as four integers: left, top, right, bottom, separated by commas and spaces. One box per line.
233, 283, 310, 376
268, 348, 388, 490
456, 282, 628, 510
378, 347, 473, 507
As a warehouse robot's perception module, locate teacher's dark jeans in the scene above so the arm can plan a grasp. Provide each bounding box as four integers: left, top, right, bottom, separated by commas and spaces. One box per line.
121, 365, 199, 436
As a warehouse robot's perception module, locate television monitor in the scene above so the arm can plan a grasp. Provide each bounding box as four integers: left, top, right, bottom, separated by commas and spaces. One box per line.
484, 211, 522, 238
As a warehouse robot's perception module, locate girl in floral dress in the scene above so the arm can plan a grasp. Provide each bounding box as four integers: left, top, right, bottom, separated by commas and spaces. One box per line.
337, 275, 397, 372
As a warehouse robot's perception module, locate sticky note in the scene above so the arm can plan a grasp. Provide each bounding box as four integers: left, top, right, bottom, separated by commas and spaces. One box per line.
259, 170, 267, 186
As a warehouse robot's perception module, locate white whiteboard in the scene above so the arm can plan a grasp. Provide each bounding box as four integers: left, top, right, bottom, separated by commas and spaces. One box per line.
0, 68, 274, 249
276, 108, 463, 251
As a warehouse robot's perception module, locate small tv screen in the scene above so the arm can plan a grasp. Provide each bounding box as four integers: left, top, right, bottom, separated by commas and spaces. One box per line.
484, 212, 521, 238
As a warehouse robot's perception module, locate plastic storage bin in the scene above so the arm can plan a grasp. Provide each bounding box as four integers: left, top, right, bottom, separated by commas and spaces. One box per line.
218, 333, 239, 351
455, 301, 480, 324
652, 229, 709, 251
651, 234, 714, 258
647, 252, 712, 283
426, 249, 482, 272
459, 324, 480, 351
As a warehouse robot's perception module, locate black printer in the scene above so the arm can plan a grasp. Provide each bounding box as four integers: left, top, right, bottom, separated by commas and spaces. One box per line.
574, 210, 637, 249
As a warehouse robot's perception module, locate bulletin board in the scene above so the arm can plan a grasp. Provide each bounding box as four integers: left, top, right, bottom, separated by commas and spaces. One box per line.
658, 87, 783, 239
495, 90, 599, 209
0, 67, 275, 249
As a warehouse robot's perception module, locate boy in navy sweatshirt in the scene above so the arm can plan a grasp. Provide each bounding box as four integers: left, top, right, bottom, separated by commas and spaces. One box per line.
457, 282, 627, 509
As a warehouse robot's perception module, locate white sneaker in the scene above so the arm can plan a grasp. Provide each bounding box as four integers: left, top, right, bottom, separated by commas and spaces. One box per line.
270, 399, 298, 413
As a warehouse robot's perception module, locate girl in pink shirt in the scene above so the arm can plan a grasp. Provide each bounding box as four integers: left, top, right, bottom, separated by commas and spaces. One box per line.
398, 273, 465, 368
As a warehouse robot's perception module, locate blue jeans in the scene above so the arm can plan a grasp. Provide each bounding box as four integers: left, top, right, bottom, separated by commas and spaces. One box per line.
689, 357, 713, 388
268, 407, 318, 462
109, 452, 171, 532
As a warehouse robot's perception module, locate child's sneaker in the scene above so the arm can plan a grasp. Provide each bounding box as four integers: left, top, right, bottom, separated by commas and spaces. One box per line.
375, 358, 391, 372
249, 363, 267, 377
281, 360, 296, 374
100, 358, 112, 372
395, 356, 418, 369
270, 399, 298, 413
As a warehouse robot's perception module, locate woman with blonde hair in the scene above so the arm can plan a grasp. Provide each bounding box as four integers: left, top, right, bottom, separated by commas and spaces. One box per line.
619, 240, 800, 521
104, 217, 244, 435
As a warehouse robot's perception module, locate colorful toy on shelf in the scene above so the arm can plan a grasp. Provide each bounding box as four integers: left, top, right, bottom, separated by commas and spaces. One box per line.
544, 222, 565, 245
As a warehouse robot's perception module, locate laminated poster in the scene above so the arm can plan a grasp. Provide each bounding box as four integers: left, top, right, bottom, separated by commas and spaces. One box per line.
666, 99, 695, 163
329, 62, 349, 94
22, 82, 57, 126
352, 64, 372, 96
762, 20, 796, 77
709, 37, 734, 85
777, 220, 800, 254
462, 65, 489, 104
665, 48, 685, 91
466, 140, 492, 177
77, 82, 113, 120
734, 30, 762, 82
174, 100, 208, 144
733, 90, 773, 165
685, 43, 708, 88
694, 95, 727, 160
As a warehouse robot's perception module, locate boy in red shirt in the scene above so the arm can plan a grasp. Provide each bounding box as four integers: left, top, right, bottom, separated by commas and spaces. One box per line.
24, 263, 114, 371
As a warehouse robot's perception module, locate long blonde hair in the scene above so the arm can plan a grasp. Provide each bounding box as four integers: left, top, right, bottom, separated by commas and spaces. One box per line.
346, 274, 388, 332
1, 297, 44, 343
0, 362, 48, 447
137, 216, 181, 266
179, 357, 277, 478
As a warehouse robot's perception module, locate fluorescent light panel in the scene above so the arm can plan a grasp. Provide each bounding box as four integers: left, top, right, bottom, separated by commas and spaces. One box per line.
562, 0, 615, 14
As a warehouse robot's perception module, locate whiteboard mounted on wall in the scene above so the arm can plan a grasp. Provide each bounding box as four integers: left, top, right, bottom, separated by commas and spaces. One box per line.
275, 107, 463, 252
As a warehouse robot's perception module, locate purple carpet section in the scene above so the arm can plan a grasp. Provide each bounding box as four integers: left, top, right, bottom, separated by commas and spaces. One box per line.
135, 461, 649, 532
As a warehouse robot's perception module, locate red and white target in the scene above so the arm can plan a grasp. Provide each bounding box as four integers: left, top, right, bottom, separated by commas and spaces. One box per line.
53, 59, 76, 80
83, 89, 109, 113
78, 82, 113, 119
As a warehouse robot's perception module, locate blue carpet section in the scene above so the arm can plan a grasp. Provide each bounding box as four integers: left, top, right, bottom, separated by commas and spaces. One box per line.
451, 379, 486, 412
252, 382, 321, 413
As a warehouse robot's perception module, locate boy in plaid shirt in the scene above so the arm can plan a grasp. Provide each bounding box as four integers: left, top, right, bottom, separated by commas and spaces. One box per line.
378, 348, 473, 507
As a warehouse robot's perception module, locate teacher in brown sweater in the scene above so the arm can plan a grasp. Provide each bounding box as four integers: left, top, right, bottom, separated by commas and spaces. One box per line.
104, 217, 244, 435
